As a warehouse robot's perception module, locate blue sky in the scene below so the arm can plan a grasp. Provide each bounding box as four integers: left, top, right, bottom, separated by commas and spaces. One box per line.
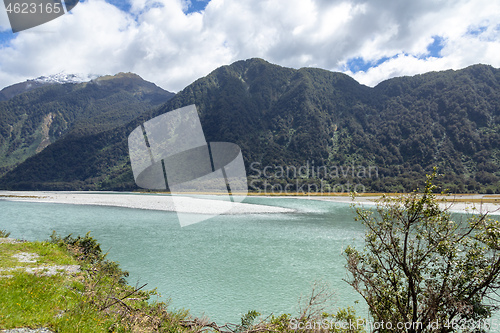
0, 0, 499, 92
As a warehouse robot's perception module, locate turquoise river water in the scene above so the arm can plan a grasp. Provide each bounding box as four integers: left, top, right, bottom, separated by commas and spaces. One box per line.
2, 195, 497, 326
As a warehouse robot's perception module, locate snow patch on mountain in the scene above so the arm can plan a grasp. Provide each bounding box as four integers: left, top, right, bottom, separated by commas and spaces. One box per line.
31, 73, 100, 85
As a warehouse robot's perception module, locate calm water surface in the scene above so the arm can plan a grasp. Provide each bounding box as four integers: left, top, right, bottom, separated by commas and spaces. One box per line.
0, 196, 368, 323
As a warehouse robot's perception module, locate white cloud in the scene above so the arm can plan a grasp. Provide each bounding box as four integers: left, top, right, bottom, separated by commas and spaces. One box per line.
0, 0, 499, 92
345, 0, 500, 86
347, 55, 452, 87
347, 2, 500, 87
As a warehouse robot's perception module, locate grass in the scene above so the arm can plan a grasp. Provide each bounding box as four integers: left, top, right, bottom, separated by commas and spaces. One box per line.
1, 273, 99, 330
0, 232, 366, 332
0, 234, 196, 332
1, 272, 127, 331
0, 241, 77, 272
0, 242, 114, 331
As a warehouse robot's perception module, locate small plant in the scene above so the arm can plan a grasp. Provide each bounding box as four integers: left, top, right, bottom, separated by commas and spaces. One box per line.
239, 310, 261, 332
50, 231, 103, 263
0, 229, 11, 238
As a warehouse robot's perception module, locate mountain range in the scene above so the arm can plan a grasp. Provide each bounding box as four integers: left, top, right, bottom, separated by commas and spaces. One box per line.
0, 59, 499, 193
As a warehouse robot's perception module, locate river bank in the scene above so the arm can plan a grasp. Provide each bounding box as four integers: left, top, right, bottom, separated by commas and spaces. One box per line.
0, 191, 294, 214
1, 191, 499, 215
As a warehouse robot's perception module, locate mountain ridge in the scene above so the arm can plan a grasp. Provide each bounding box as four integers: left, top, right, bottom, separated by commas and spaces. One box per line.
0, 73, 174, 178
1, 59, 499, 193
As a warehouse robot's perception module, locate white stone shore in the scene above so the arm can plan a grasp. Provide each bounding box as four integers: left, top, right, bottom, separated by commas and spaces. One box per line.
0, 191, 295, 214
301, 194, 500, 215
1, 191, 499, 216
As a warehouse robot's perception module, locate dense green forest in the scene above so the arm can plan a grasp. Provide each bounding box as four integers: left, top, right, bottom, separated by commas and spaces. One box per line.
0, 73, 173, 177
0, 59, 499, 193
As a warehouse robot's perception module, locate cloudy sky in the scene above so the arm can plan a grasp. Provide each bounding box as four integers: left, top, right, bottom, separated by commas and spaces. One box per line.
0, 0, 499, 92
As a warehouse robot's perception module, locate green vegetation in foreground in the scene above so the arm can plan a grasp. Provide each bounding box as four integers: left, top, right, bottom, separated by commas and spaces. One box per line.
0, 231, 364, 332
0, 240, 76, 274
0, 232, 195, 332
346, 172, 500, 332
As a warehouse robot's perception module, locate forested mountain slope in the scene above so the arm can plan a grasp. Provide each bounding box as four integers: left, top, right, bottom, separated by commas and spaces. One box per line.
1, 59, 498, 193
0, 73, 174, 177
